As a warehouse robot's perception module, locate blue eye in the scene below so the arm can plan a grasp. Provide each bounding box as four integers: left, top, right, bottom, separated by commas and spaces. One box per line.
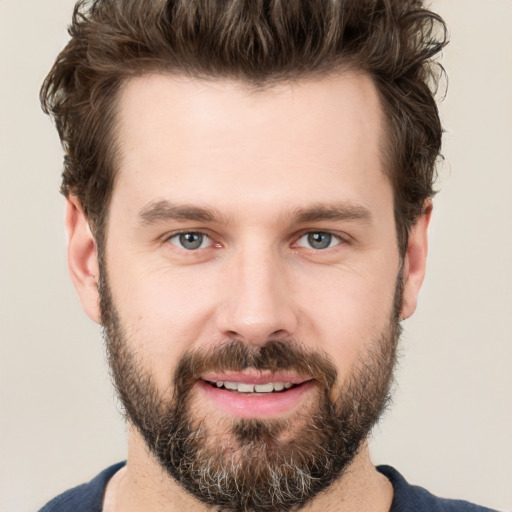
169, 232, 211, 250
296, 232, 341, 250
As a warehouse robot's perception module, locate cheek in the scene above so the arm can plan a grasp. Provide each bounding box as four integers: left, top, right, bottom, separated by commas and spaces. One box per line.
295, 263, 398, 372
106, 262, 223, 386
104, 228, 400, 391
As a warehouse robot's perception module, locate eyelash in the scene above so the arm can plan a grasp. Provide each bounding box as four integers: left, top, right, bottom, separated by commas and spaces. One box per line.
294, 231, 344, 250
165, 231, 216, 251
164, 230, 347, 252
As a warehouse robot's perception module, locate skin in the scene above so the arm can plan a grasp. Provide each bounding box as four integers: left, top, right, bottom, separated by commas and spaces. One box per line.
65, 71, 430, 511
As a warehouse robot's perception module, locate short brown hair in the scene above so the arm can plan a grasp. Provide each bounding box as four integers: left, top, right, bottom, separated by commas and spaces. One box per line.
41, 0, 448, 255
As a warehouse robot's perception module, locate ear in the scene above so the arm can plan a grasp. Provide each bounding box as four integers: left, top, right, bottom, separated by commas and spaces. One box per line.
65, 196, 101, 324
400, 201, 432, 320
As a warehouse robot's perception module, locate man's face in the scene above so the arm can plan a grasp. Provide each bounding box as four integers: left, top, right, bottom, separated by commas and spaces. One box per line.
87, 72, 412, 510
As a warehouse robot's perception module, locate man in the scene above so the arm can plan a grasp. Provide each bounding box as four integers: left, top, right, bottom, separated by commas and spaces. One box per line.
37, 1, 499, 511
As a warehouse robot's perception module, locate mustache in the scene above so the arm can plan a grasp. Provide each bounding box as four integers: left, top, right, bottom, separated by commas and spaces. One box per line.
173, 339, 338, 391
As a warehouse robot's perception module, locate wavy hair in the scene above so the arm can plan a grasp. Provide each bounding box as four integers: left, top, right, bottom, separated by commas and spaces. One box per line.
41, 0, 448, 254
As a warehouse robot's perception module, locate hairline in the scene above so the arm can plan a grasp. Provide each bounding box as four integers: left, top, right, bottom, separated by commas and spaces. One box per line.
90, 66, 404, 255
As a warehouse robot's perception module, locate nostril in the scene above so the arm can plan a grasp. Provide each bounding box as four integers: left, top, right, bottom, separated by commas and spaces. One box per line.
215, 303, 298, 347
270, 329, 288, 338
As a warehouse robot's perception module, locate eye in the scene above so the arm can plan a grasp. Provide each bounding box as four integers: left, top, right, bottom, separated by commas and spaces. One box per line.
296, 232, 342, 250
168, 232, 212, 250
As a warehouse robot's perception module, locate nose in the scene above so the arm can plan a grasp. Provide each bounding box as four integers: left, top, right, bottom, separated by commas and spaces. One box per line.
215, 246, 298, 346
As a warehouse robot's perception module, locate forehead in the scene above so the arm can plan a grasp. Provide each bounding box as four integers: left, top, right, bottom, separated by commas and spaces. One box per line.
112, 71, 390, 219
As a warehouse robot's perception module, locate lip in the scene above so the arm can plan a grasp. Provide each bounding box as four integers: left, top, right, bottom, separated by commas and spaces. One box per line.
200, 371, 311, 386
197, 378, 316, 419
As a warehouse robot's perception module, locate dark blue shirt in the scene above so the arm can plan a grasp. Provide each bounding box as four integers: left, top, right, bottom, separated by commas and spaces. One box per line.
38, 462, 500, 511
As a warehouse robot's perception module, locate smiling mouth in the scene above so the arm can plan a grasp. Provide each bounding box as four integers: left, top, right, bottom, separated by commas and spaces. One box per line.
204, 379, 292, 393
198, 374, 316, 417
201, 379, 312, 395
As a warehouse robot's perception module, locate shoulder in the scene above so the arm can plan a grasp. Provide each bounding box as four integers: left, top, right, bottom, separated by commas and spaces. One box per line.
377, 465, 500, 512
37, 462, 126, 512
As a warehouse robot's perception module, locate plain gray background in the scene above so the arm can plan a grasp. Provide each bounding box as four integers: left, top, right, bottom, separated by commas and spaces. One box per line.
1, 1, 511, 511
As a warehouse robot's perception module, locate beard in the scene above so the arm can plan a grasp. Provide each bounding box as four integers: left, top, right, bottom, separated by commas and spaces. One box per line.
100, 270, 403, 512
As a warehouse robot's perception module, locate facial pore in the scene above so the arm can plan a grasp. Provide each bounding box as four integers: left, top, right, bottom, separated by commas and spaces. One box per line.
100, 266, 403, 512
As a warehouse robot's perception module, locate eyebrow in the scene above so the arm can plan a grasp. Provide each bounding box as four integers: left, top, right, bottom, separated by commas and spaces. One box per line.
292, 203, 373, 224
137, 200, 373, 226
138, 200, 223, 225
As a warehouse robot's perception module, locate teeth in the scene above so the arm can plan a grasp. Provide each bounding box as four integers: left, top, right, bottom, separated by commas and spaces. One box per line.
213, 381, 295, 393
254, 383, 274, 393
237, 383, 255, 393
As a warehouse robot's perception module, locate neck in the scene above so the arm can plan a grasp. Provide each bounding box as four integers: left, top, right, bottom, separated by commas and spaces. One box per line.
104, 427, 393, 512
